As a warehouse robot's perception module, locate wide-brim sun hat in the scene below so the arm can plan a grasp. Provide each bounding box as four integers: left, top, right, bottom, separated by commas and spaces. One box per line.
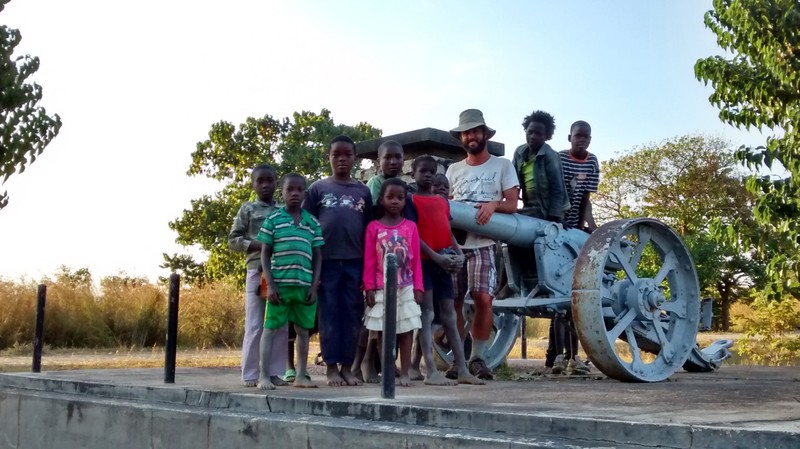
449, 109, 497, 140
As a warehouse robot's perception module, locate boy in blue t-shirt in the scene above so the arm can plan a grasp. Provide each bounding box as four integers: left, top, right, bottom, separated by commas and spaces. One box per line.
302, 135, 373, 387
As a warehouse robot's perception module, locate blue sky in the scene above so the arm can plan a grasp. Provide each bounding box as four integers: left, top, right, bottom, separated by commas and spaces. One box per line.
0, 0, 769, 281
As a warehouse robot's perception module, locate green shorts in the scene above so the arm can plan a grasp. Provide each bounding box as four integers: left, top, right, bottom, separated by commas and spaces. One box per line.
264, 285, 316, 330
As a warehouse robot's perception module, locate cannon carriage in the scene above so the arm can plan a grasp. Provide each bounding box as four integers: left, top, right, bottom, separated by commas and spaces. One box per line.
440, 201, 733, 382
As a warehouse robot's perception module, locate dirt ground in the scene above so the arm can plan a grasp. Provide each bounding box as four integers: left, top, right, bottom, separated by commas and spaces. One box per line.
0, 333, 748, 374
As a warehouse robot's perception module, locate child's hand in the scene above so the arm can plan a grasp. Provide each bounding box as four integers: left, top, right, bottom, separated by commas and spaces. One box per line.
305, 286, 318, 305
413, 290, 423, 304
365, 290, 376, 307
449, 254, 465, 272
267, 283, 281, 305
432, 252, 451, 270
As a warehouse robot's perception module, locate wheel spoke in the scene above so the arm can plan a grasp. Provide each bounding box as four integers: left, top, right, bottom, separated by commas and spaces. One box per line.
607, 307, 637, 342
611, 244, 639, 283
629, 226, 652, 268
651, 321, 673, 363
654, 250, 677, 284
624, 327, 643, 367
660, 300, 686, 318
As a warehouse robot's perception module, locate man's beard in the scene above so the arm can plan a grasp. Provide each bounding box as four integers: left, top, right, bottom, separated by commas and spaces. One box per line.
463, 137, 488, 154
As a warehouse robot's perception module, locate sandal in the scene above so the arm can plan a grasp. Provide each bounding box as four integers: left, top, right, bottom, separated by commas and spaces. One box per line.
283, 368, 311, 382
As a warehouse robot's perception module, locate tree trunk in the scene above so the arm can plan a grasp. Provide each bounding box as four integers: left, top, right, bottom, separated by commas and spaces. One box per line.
716, 282, 732, 332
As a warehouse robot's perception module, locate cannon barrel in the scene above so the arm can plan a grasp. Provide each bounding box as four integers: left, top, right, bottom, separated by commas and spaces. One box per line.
448, 200, 589, 248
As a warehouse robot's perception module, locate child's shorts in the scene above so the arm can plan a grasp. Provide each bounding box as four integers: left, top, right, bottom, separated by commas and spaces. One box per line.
265, 285, 316, 330
422, 260, 455, 300
365, 285, 421, 334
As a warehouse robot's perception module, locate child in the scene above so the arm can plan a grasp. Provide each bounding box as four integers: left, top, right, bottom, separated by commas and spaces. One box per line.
432, 173, 450, 197
560, 121, 599, 232
553, 120, 599, 375
228, 164, 288, 388
302, 135, 372, 387
410, 156, 484, 386
256, 173, 323, 389
366, 140, 404, 203
354, 140, 406, 382
510, 110, 571, 376
362, 178, 423, 387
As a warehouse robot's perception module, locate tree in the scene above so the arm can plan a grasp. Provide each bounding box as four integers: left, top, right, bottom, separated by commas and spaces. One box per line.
168, 109, 381, 284
695, 0, 800, 301
594, 134, 765, 330
1, 0, 62, 209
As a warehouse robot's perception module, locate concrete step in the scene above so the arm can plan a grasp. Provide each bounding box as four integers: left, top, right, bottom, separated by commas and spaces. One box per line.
0, 387, 635, 449
1, 368, 799, 449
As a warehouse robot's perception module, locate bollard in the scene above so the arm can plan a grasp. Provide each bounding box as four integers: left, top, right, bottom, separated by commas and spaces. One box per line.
381, 254, 397, 399
520, 316, 527, 359
32, 284, 46, 373
164, 273, 180, 383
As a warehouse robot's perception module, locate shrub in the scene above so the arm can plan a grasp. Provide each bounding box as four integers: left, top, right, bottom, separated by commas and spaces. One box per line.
735, 292, 800, 366
178, 279, 244, 348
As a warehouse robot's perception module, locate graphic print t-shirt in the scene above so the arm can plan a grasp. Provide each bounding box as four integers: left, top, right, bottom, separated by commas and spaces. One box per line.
445, 155, 519, 248
302, 178, 373, 260
363, 219, 424, 291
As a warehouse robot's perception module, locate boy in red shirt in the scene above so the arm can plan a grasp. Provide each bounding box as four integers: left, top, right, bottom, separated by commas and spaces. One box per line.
410, 155, 484, 385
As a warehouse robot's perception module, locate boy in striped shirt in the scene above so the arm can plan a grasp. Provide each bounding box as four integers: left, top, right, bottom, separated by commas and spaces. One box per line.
559, 121, 600, 231
256, 173, 324, 389
551, 120, 599, 375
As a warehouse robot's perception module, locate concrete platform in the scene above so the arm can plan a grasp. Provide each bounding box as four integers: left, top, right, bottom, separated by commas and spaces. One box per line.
1, 360, 799, 448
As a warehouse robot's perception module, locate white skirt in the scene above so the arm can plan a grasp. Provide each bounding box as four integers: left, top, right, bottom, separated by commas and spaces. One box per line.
365, 285, 422, 334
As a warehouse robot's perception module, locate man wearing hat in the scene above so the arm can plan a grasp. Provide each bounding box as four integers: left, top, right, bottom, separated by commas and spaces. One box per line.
445, 109, 520, 380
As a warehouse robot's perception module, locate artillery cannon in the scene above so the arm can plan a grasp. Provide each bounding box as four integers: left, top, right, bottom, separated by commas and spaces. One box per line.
441, 200, 732, 382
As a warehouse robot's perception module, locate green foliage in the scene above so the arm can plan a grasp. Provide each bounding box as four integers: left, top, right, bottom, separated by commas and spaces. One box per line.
595, 135, 751, 233
0, 0, 62, 209
735, 292, 800, 365
168, 109, 381, 284
595, 134, 765, 330
695, 0, 800, 301
159, 253, 208, 286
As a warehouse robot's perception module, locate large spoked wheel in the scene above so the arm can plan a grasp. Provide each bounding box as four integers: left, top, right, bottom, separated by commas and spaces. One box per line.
432, 309, 519, 370
572, 218, 700, 382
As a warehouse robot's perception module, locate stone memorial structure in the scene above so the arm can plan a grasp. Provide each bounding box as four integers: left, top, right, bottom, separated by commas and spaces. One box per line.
355, 127, 505, 182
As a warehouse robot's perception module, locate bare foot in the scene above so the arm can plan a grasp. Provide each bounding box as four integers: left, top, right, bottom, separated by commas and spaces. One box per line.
457, 372, 486, 385
256, 377, 275, 390
293, 375, 317, 388
398, 374, 413, 387
409, 367, 424, 381
326, 365, 345, 387
424, 371, 457, 386
361, 360, 380, 383
270, 375, 288, 387
351, 364, 364, 383
340, 366, 363, 386
242, 380, 257, 388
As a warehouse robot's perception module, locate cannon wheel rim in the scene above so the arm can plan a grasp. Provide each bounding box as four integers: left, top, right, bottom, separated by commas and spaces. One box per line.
572, 218, 700, 382
432, 310, 519, 371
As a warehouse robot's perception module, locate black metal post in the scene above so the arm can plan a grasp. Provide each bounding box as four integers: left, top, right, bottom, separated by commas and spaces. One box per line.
32, 284, 46, 373
520, 316, 527, 359
381, 254, 397, 399
164, 273, 180, 383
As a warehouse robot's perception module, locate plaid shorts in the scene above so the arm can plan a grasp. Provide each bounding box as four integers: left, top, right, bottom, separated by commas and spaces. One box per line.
462, 245, 497, 295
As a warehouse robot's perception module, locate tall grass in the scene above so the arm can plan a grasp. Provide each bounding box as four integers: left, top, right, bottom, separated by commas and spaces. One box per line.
0, 276, 246, 350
